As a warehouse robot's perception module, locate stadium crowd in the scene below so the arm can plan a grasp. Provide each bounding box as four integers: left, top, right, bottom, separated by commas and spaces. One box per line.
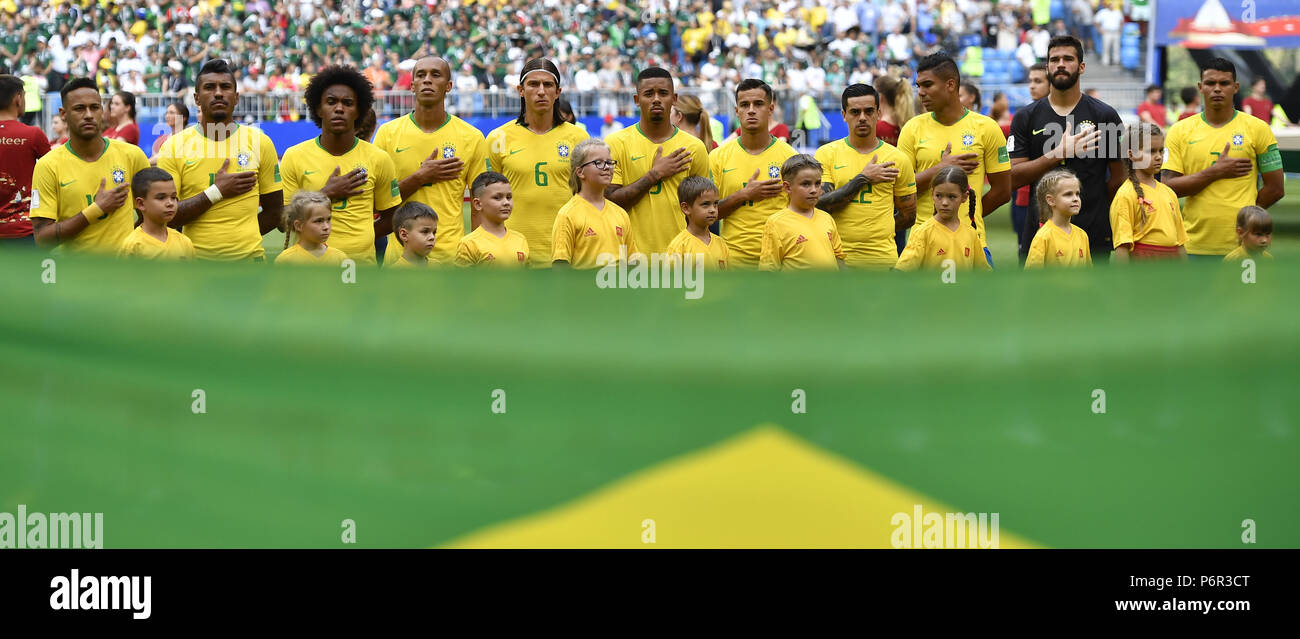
0, 0, 1153, 120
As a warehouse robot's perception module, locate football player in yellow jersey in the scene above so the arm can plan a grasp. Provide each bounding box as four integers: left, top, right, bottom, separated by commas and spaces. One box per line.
157, 60, 283, 261
280, 65, 402, 265
31, 78, 150, 253
118, 168, 196, 260
815, 84, 917, 268
1162, 58, 1284, 258
374, 56, 489, 265
898, 53, 1010, 265
605, 67, 709, 255
552, 138, 637, 269
895, 167, 992, 272
759, 155, 845, 270
485, 58, 590, 267
710, 78, 797, 267
665, 176, 729, 270
457, 172, 529, 267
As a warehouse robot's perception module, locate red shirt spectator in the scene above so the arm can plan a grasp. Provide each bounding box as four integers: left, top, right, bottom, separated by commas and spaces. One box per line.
1243, 96, 1273, 123
394, 69, 413, 91
876, 119, 900, 146
104, 121, 140, 145
1177, 109, 1197, 121
1136, 101, 1166, 127
0, 119, 51, 239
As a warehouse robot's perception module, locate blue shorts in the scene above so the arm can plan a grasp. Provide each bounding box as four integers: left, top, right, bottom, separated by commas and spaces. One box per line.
984, 247, 995, 269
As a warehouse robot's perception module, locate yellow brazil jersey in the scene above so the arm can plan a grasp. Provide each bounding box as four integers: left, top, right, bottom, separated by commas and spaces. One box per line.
485, 121, 589, 267
280, 137, 402, 265
665, 228, 729, 270
896, 109, 1009, 245
1163, 111, 1281, 255
709, 135, 797, 267
156, 124, 281, 260
814, 138, 917, 267
117, 226, 196, 260
1109, 180, 1187, 249
1223, 245, 1272, 263
1024, 221, 1091, 269
30, 138, 150, 254
374, 113, 488, 264
606, 124, 710, 255
758, 208, 844, 271
455, 226, 530, 268
388, 255, 427, 269
551, 195, 636, 269
894, 217, 992, 272
274, 243, 348, 266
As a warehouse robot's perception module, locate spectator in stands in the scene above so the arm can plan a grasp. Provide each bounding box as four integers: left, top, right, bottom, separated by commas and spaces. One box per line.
1178, 87, 1200, 121
873, 72, 913, 147
1071, 0, 1095, 54
671, 93, 717, 151
150, 101, 189, 164
242, 66, 269, 96
1095, 1, 1124, 67
1243, 78, 1273, 124
960, 82, 982, 115
104, 90, 139, 145
1137, 84, 1167, 127
990, 91, 1011, 134
49, 111, 68, 146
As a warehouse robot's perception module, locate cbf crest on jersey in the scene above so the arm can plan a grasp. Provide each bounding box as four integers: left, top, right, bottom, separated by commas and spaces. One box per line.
767, 164, 780, 178
236, 151, 251, 168
442, 143, 457, 159
557, 142, 571, 160
1232, 133, 1244, 147
961, 133, 975, 148
111, 168, 127, 185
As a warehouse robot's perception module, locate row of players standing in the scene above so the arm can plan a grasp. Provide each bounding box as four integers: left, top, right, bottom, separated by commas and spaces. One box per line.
22, 37, 1282, 268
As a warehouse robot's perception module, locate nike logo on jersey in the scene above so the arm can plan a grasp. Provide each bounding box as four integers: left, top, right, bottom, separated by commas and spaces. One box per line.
722, 168, 736, 173
185, 160, 198, 166
918, 138, 930, 144
59, 179, 75, 187
584, 228, 596, 237
395, 146, 412, 153
833, 164, 847, 169
304, 170, 318, 175
630, 155, 644, 161
509, 149, 524, 155
1032, 128, 1047, 135
1188, 139, 1203, 145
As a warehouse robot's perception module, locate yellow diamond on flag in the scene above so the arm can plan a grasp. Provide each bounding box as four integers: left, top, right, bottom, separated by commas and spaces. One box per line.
447, 426, 1039, 549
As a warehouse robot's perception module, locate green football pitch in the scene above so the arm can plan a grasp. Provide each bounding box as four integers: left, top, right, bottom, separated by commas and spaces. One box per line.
1, 233, 1296, 548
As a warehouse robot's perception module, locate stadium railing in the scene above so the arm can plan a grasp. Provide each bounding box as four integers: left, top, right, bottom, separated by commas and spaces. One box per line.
36, 82, 1152, 139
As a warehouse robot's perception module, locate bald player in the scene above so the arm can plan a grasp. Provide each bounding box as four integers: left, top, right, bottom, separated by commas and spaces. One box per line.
604, 67, 709, 255
375, 56, 488, 265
